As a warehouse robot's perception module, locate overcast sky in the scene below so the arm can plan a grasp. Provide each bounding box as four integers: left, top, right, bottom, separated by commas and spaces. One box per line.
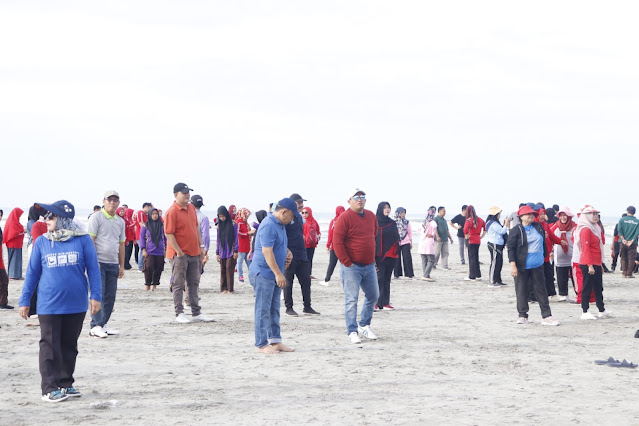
1, 1, 637, 218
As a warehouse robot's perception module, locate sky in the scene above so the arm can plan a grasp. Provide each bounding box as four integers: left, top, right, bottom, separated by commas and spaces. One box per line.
1, 1, 637, 218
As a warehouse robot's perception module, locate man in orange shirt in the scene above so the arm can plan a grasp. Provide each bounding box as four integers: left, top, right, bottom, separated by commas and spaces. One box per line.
165, 183, 212, 324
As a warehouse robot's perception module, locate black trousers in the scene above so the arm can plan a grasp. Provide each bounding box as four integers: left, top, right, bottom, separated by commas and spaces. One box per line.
324, 250, 339, 281
580, 265, 605, 313
306, 247, 316, 275
124, 241, 134, 269
487, 243, 503, 284
394, 244, 414, 278
468, 243, 481, 279
514, 266, 551, 319
376, 256, 395, 307
38, 312, 86, 395
29, 282, 39, 315
555, 266, 573, 296
611, 241, 620, 268
284, 259, 312, 309
543, 261, 556, 296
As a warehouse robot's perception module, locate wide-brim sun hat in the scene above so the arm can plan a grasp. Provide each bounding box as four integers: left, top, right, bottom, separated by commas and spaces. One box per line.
489, 206, 502, 216
557, 206, 574, 217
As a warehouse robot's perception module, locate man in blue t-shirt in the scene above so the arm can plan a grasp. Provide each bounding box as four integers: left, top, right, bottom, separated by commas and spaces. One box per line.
249, 198, 296, 354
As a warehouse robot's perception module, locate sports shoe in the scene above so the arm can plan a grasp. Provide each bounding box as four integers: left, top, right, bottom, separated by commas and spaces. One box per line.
358, 325, 378, 340
303, 307, 320, 315
89, 326, 108, 338
239, 275, 245, 282
62, 387, 81, 398
285, 308, 298, 317
374, 305, 380, 312
549, 295, 560, 302
421, 277, 435, 282
0, 304, 14, 309
383, 304, 395, 311
191, 313, 214, 322
598, 310, 612, 318
348, 332, 361, 344
42, 389, 68, 403
102, 324, 120, 335
475, 277, 482, 281
175, 313, 191, 323
516, 317, 529, 325
558, 295, 568, 302
464, 277, 476, 281
580, 312, 597, 320
488, 283, 501, 288
541, 316, 560, 326
441, 267, 451, 271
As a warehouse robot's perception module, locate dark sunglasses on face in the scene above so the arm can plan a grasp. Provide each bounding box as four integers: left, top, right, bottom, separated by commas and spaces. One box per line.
44, 212, 57, 220
352, 195, 366, 201
302, 211, 308, 215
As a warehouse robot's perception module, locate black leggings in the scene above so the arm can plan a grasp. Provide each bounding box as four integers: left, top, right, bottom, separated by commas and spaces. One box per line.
394, 244, 414, 278
579, 265, 605, 313
468, 244, 481, 279
325, 250, 339, 281
377, 256, 396, 307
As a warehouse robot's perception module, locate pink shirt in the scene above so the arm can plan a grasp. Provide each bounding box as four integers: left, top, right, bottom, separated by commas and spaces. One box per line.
418, 222, 437, 255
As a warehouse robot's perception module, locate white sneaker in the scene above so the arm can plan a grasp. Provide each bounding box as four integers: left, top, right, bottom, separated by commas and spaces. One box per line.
463, 277, 476, 281
516, 317, 529, 325
421, 277, 435, 282
558, 295, 568, 302
549, 295, 560, 302
475, 277, 482, 281
348, 332, 361, 344
102, 324, 120, 335
580, 312, 597, 320
598, 310, 612, 318
358, 325, 378, 340
89, 326, 108, 338
175, 313, 191, 323
541, 316, 560, 326
191, 313, 213, 322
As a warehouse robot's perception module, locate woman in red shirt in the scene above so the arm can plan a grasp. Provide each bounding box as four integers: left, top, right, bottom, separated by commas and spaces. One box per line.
235, 208, 254, 283
463, 205, 486, 281
575, 205, 609, 320
4, 208, 26, 280
302, 207, 321, 279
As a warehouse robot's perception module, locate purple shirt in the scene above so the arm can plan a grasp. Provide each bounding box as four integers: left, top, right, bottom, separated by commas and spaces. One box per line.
139, 226, 166, 256
216, 222, 239, 258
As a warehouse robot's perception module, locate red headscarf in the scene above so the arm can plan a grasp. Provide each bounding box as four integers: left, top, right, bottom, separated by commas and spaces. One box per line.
3, 208, 25, 247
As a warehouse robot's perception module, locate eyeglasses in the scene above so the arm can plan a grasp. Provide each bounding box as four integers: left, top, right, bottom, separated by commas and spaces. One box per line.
44, 212, 57, 220
352, 195, 366, 201
301, 211, 308, 215
105, 197, 120, 203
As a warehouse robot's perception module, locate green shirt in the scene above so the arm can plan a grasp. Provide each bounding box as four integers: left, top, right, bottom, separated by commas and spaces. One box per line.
434, 216, 449, 240
617, 215, 639, 243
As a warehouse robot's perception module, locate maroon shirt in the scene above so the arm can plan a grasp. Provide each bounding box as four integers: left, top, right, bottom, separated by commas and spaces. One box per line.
333, 208, 378, 267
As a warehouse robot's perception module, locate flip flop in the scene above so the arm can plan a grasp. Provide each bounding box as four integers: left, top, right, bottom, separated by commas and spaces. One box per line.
595, 356, 619, 365
634, 330, 639, 338
607, 359, 638, 368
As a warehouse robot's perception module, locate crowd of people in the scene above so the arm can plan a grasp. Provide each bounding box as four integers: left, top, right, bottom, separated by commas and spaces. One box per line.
2, 188, 639, 402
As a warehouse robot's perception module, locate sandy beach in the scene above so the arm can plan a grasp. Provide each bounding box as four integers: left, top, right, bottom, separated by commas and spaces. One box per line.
2, 241, 639, 425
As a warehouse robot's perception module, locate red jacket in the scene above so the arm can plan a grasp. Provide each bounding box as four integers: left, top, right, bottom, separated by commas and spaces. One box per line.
579, 228, 602, 266
326, 206, 346, 250
303, 207, 321, 249
236, 219, 251, 253
3, 208, 25, 249
542, 222, 563, 262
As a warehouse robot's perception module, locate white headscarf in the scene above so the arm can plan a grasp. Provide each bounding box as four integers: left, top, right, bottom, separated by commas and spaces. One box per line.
574, 205, 604, 262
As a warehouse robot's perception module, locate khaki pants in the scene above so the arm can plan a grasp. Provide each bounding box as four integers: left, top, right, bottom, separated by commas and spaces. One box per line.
171, 255, 202, 316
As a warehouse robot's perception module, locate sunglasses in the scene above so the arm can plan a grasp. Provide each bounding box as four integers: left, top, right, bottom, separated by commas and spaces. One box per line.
301, 211, 308, 215
44, 212, 57, 220
352, 195, 366, 201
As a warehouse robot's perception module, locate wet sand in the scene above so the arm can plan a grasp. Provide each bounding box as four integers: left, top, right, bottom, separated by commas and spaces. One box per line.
2, 243, 639, 425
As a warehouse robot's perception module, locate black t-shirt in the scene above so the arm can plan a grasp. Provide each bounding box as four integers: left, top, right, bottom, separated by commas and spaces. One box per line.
450, 214, 466, 238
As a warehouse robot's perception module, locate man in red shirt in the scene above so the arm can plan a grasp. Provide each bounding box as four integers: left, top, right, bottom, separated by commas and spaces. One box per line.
165, 183, 212, 324
332, 188, 379, 344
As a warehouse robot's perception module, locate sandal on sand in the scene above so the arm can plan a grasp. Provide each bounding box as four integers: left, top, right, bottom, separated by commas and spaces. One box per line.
634, 330, 639, 338
595, 357, 619, 365
607, 359, 638, 368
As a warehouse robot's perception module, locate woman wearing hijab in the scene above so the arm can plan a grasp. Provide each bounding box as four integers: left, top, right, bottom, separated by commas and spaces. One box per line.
26, 204, 46, 249
302, 206, 321, 279
418, 206, 438, 282
507, 205, 559, 326
139, 208, 166, 291
235, 208, 254, 283
375, 202, 400, 311
393, 207, 414, 279
4, 207, 26, 280
27, 217, 48, 316
0, 209, 12, 309
550, 207, 577, 301
18, 200, 101, 402
575, 205, 610, 320
250, 210, 268, 261
323, 206, 345, 283
216, 206, 239, 294
537, 207, 565, 301
463, 205, 486, 281
485, 206, 508, 286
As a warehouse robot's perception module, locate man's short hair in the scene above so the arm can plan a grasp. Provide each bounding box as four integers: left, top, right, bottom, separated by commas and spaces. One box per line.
142, 202, 152, 209
438, 206, 445, 212
628, 206, 636, 215
461, 205, 467, 211
93, 205, 101, 211
519, 203, 525, 208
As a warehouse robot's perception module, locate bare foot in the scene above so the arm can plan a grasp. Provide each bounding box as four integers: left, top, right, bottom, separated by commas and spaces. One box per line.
258, 345, 280, 354
271, 343, 295, 352
152, 285, 157, 291
145, 285, 150, 291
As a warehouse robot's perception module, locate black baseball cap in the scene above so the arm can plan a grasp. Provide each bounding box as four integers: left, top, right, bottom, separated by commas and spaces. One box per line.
191, 195, 204, 208
173, 183, 194, 194
290, 193, 306, 202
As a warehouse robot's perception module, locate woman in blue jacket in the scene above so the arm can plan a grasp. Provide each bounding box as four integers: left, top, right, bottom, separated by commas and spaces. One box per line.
18, 200, 102, 403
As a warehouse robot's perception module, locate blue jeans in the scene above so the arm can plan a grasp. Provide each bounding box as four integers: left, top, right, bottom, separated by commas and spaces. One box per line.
237, 252, 251, 277
340, 263, 379, 334
91, 263, 119, 328
137, 239, 144, 270
250, 272, 282, 348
